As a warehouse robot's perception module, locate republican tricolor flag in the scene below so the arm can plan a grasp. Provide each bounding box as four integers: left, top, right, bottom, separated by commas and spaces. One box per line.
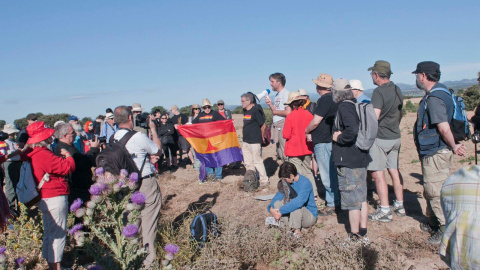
178, 120, 243, 180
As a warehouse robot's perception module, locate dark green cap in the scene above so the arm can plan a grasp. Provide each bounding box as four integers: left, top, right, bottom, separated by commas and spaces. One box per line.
368, 60, 393, 75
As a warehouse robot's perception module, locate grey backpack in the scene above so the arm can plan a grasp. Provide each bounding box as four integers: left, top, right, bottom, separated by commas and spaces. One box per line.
335, 100, 378, 151
243, 170, 259, 192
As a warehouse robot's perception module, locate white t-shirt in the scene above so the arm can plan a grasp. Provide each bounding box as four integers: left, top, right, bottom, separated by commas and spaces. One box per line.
272, 88, 290, 123
114, 129, 159, 177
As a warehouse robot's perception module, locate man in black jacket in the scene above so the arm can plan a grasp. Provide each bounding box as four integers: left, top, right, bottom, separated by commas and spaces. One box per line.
54, 123, 100, 205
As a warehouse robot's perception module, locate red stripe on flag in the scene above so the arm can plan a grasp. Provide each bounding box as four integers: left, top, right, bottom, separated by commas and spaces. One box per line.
178, 120, 236, 139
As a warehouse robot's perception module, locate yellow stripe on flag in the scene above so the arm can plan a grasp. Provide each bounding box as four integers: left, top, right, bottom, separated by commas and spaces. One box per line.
188, 132, 240, 154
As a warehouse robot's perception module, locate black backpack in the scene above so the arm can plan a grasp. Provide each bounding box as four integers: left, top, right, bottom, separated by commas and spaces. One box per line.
190, 211, 218, 248
95, 130, 143, 175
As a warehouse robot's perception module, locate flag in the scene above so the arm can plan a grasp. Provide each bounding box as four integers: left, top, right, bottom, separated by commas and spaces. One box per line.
178, 120, 243, 180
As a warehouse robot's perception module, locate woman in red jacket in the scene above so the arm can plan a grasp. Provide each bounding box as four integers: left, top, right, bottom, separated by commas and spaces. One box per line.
283, 92, 317, 197
26, 122, 75, 270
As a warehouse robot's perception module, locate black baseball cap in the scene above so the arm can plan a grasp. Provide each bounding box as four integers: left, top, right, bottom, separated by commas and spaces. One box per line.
412, 61, 440, 75
26, 113, 38, 121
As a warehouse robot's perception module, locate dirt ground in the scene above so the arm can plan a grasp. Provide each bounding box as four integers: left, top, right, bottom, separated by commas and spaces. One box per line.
158, 101, 476, 269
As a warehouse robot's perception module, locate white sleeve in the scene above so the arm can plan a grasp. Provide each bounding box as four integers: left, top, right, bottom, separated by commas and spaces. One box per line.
139, 133, 159, 154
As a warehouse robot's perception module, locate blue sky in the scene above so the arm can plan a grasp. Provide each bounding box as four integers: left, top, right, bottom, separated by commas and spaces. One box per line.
1, 0, 479, 123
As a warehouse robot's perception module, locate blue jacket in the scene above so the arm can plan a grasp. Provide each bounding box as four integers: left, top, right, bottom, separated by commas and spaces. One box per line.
267, 174, 318, 218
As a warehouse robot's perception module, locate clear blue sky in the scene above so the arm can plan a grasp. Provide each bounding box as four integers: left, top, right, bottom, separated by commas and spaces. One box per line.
1, 0, 479, 123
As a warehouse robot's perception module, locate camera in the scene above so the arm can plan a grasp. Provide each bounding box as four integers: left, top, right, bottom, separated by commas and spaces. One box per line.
135, 112, 151, 129
106, 108, 113, 114
98, 137, 107, 144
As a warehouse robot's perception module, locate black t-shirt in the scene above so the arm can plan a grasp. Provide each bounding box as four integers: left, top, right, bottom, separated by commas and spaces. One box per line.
170, 113, 188, 139
17, 128, 29, 146
242, 106, 265, 144
311, 93, 338, 144
192, 111, 225, 124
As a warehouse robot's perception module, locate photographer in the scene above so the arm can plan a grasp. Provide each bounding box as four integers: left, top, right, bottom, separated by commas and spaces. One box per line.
132, 103, 148, 135
112, 105, 162, 266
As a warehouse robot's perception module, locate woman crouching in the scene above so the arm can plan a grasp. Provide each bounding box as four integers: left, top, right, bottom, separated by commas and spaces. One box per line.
267, 162, 318, 237
331, 79, 372, 244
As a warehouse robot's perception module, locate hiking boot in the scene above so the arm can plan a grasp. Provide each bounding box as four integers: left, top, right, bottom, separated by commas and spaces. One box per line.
344, 233, 369, 247
368, 207, 392, 222
420, 223, 439, 234
426, 230, 443, 245
390, 202, 406, 216
318, 206, 336, 217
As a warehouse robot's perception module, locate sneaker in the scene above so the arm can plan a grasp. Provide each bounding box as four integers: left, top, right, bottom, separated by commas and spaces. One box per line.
390, 202, 406, 216
368, 207, 392, 222
426, 230, 442, 245
420, 223, 439, 234
344, 233, 369, 246
318, 206, 336, 217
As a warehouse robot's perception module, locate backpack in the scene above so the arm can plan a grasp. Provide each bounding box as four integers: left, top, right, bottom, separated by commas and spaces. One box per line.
242, 170, 259, 192
190, 211, 218, 248
426, 88, 471, 141
335, 100, 378, 151
95, 130, 144, 176
16, 161, 50, 209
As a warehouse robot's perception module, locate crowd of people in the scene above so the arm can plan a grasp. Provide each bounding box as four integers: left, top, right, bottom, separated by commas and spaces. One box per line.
0, 63, 479, 269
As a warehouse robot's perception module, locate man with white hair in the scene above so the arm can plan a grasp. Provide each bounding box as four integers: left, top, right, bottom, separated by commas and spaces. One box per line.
349, 80, 371, 104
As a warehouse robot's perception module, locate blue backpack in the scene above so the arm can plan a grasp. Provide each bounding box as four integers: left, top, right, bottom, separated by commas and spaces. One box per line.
427, 88, 471, 141
190, 211, 218, 248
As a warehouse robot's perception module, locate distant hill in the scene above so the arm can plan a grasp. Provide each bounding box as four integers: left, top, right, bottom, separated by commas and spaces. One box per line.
230, 78, 478, 109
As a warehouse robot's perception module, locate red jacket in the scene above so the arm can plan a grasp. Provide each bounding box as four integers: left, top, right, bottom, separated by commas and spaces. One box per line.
27, 147, 75, 199
283, 108, 313, 157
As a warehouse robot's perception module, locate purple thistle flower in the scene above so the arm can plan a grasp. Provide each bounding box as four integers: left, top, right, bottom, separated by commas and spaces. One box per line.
69, 223, 83, 235
118, 181, 124, 187
89, 185, 102, 195
15, 257, 25, 266
70, 198, 83, 212
0, 246, 6, 254
98, 182, 106, 190
102, 185, 113, 195
120, 169, 128, 178
165, 243, 179, 254
129, 172, 139, 183
131, 191, 146, 205
122, 224, 138, 238
95, 167, 104, 175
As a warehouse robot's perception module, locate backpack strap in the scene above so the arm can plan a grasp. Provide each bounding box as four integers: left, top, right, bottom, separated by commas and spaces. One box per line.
115, 130, 148, 176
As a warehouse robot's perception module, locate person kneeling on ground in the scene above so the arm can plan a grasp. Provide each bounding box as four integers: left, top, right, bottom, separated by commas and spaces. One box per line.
267, 162, 318, 237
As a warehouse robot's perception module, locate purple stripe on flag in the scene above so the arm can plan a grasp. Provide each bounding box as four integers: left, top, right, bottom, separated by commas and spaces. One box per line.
195, 147, 244, 168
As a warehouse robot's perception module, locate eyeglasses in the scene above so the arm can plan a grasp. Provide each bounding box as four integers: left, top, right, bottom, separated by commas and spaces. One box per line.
193, 108, 200, 110
203, 106, 211, 109
161, 118, 167, 120
217, 103, 224, 106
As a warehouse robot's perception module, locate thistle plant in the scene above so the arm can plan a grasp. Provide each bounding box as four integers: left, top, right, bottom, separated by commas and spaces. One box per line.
5, 204, 43, 257
68, 168, 148, 269
0, 247, 27, 270
162, 244, 179, 270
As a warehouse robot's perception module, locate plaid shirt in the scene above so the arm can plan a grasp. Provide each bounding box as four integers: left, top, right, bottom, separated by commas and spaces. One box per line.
440, 165, 480, 269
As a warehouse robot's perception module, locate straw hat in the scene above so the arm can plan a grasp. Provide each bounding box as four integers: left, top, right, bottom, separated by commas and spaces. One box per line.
284, 92, 301, 105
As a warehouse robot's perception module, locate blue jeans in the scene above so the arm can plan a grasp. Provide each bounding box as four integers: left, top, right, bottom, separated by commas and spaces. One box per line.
314, 143, 339, 207
206, 167, 222, 180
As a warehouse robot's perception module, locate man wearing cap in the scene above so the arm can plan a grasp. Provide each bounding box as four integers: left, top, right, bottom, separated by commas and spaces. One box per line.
192, 99, 226, 181
412, 61, 466, 244
349, 80, 371, 104
217, 99, 232, 120
112, 105, 162, 266
265, 72, 291, 163
132, 103, 148, 135
1, 124, 22, 216
298, 89, 316, 115
367, 60, 405, 223
17, 113, 38, 149
99, 112, 118, 146
305, 73, 340, 216
170, 105, 193, 164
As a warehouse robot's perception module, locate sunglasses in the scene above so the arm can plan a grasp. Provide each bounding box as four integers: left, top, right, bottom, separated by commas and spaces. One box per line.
217, 103, 224, 106
203, 106, 211, 109
161, 117, 167, 120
